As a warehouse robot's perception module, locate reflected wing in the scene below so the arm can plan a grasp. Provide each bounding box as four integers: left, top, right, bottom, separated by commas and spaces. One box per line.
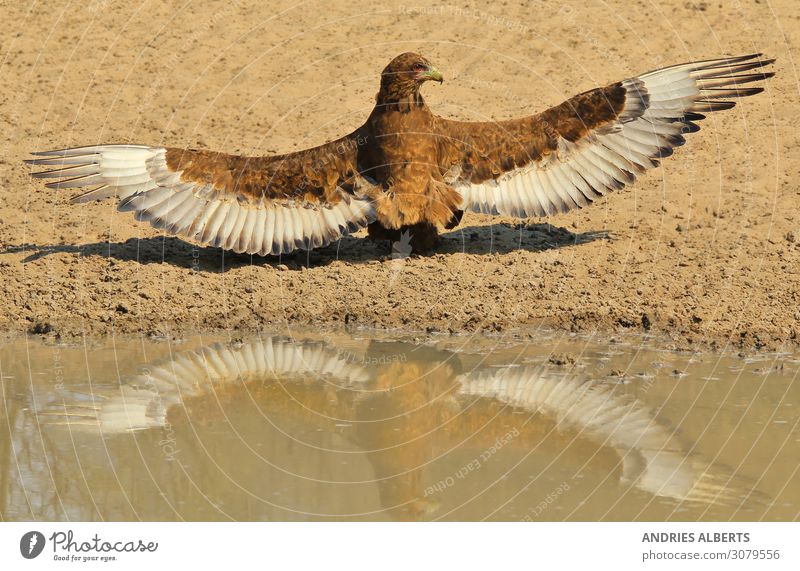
42, 337, 371, 433
457, 366, 767, 506
436, 54, 773, 217
28, 132, 377, 255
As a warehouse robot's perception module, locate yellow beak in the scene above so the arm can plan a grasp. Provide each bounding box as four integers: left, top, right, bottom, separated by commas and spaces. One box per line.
423, 67, 444, 83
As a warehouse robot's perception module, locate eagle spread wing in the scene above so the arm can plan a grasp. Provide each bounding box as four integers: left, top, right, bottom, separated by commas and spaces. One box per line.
29, 52, 772, 256
27, 132, 377, 255
436, 54, 773, 217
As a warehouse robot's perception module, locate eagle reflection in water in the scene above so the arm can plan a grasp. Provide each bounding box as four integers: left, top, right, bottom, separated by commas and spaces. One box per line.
30, 335, 766, 521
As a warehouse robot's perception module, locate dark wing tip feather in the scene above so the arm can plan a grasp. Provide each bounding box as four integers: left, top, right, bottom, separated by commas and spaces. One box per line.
684, 112, 706, 121
691, 100, 738, 113
25, 154, 101, 167
656, 146, 675, 159
43, 173, 102, 189
29, 147, 89, 157
30, 169, 58, 179
665, 134, 686, 147
703, 86, 765, 98
700, 53, 766, 69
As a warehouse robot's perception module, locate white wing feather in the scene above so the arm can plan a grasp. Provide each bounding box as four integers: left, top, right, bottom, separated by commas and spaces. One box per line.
456, 54, 773, 217
28, 146, 375, 255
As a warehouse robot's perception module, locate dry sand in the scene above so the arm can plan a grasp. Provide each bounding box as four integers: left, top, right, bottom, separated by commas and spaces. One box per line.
0, 0, 798, 350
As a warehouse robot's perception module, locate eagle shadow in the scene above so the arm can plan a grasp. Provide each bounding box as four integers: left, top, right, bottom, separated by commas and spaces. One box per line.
6, 223, 609, 272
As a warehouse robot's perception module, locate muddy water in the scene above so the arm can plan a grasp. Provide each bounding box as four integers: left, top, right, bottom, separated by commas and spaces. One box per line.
1, 331, 797, 521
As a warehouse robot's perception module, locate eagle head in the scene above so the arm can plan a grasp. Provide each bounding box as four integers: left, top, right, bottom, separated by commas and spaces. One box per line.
378, 53, 443, 104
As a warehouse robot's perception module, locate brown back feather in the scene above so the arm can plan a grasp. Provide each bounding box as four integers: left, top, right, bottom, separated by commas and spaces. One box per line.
165, 129, 371, 206
434, 83, 627, 186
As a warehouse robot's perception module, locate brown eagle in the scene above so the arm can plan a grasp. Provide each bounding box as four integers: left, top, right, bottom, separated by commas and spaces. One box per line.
28, 52, 773, 254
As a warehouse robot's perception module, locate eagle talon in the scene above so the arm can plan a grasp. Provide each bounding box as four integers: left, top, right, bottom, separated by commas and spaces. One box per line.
444, 209, 464, 230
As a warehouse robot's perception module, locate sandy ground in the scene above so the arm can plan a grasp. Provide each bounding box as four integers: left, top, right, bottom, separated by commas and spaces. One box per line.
0, 0, 798, 350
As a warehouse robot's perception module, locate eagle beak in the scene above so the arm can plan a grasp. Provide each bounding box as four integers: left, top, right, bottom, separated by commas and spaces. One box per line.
424, 66, 444, 83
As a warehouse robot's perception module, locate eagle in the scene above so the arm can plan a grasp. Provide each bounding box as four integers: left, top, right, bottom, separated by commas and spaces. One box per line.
28, 52, 773, 254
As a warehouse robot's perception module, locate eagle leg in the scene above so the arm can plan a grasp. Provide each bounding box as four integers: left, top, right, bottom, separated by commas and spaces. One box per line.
367, 221, 440, 253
